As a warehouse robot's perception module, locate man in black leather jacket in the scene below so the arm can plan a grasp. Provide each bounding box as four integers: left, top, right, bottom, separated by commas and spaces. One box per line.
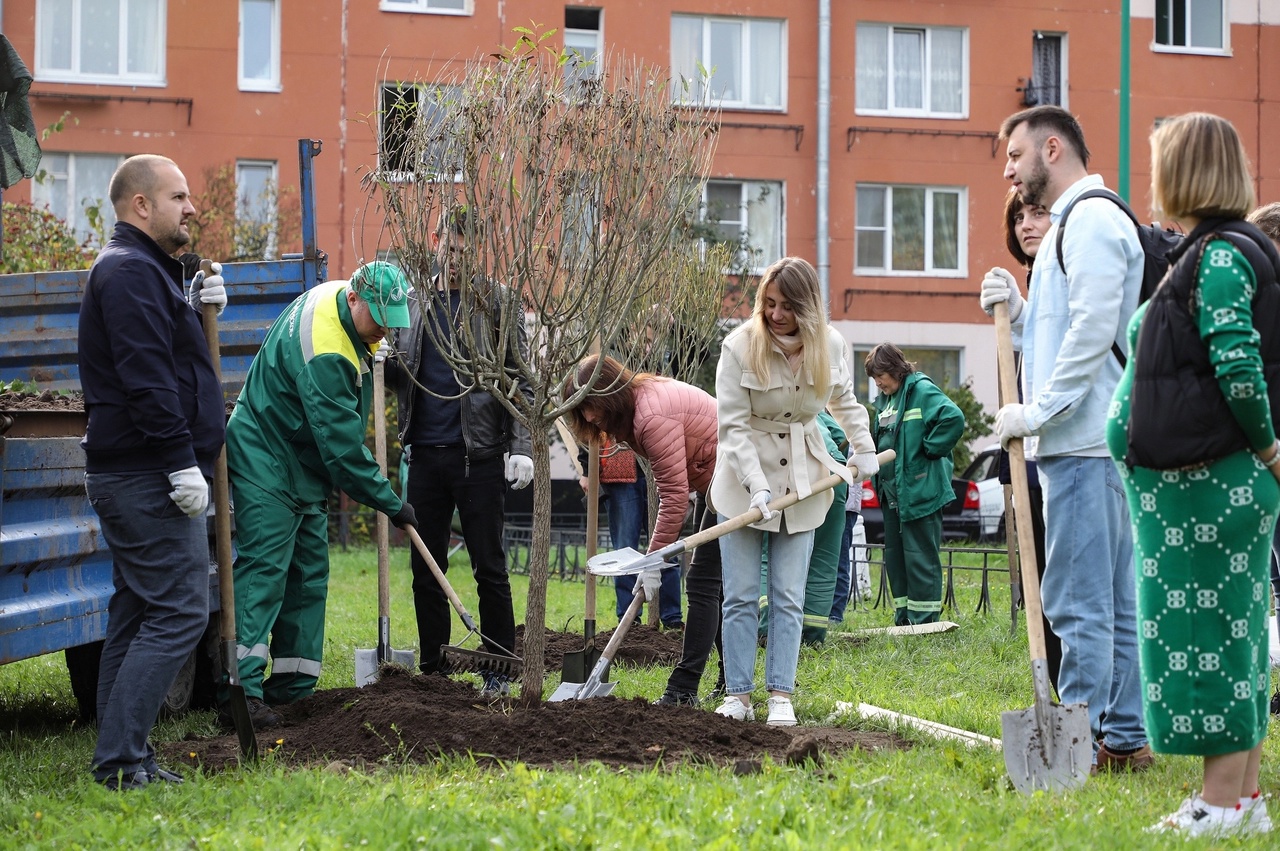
384, 209, 534, 696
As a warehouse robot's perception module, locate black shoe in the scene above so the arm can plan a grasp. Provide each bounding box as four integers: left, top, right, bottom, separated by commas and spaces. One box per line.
146, 766, 184, 784
653, 690, 697, 707
99, 770, 150, 792
1271, 689, 1280, 716
246, 697, 282, 729
661, 621, 685, 633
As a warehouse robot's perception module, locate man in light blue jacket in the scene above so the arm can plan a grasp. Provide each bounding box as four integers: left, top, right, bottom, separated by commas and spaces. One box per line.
980, 105, 1151, 774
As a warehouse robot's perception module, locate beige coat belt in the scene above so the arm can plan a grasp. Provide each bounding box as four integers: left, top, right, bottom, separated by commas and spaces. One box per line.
747, 415, 852, 500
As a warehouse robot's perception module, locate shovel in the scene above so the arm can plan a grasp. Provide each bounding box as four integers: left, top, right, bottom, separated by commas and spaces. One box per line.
355, 360, 416, 686
993, 301, 1091, 794
551, 449, 895, 701
201, 278, 257, 760
588, 448, 895, 578
561, 435, 603, 684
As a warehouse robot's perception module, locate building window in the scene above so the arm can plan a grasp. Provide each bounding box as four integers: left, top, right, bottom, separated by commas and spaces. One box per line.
236, 160, 278, 259
31, 152, 123, 242
702, 179, 783, 273
379, 0, 469, 14
36, 0, 165, 85
239, 0, 280, 92
378, 83, 464, 181
1023, 32, 1065, 108
564, 7, 602, 99
855, 346, 962, 400
855, 184, 965, 275
671, 14, 785, 110
855, 23, 966, 118
1154, 0, 1225, 52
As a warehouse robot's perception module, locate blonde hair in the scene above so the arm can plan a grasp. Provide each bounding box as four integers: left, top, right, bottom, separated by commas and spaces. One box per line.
739, 256, 830, 396
1150, 113, 1255, 221
1247, 202, 1280, 244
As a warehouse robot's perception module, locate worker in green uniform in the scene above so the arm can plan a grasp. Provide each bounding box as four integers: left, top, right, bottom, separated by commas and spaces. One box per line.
224, 262, 418, 727
865, 343, 965, 626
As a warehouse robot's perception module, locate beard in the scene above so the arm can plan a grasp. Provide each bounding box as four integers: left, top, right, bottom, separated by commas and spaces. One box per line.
155, 222, 191, 256
1018, 154, 1051, 207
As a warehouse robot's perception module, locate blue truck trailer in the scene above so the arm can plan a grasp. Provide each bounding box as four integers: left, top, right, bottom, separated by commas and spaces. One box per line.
0, 140, 327, 719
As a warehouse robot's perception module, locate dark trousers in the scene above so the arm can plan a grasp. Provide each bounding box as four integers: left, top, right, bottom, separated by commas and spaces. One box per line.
86, 471, 209, 781
604, 475, 683, 625
407, 447, 515, 673
664, 495, 724, 696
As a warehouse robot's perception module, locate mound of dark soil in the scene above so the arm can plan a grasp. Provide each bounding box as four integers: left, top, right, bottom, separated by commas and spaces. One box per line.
0, 390, 85, 411
168, 667, 907, 772
517, 623, 684, 672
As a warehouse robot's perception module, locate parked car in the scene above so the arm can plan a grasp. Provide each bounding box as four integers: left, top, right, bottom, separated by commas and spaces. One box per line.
860, 476, 982, 544
959, 445, 1041, 543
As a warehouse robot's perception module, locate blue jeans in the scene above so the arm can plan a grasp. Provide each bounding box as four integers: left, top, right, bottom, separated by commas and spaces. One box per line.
720, 518, 814, 695
1038, 455, 1145, 752
605, 476, 683, 625
86, 471, 209, 781
828, 512, 857, 622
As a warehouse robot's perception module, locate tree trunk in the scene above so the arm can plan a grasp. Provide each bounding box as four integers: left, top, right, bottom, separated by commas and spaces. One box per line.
519, 434, 552, 705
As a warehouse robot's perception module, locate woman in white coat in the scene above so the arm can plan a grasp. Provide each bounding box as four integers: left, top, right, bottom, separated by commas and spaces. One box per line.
711, 257, 878, 725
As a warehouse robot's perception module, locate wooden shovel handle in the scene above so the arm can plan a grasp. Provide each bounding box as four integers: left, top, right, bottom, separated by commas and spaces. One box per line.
679, 448, 896, 553
200, 282, 238, 645
373, 360, 390, 621
994, 300, 1049, 662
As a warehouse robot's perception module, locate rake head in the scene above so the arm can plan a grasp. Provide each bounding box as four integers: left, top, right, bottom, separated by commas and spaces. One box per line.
441, 645, 524, 679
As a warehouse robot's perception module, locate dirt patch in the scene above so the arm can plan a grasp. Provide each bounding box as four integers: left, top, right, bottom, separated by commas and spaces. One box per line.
0, 390, 85, 411
166, 667, 908, 772
517, 623, 684, 672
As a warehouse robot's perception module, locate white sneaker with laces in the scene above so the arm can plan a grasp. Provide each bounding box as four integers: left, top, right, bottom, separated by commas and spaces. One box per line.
766, 696, 797, 727
1148, 796, 1244, 837
1241, 796, 1273, 834
714, 696, 754, 721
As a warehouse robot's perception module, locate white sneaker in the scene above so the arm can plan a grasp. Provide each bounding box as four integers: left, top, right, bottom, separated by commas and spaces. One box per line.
714, 696, 754, 721
766, 696, 797, 726
1242, 796, 1273, 834
1148, 796, 1244, 837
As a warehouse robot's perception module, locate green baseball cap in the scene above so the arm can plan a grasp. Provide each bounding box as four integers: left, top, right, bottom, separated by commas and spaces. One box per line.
352, 261, 411, 329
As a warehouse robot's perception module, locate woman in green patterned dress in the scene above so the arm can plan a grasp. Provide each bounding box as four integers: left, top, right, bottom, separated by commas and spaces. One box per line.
1107, 112, 1280, 837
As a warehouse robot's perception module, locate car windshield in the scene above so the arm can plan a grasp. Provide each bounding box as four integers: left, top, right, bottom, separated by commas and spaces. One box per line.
963, 449, 998, 482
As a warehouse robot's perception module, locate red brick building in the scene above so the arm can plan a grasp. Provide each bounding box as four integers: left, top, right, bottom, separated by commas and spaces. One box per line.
3, 0, 1277, 414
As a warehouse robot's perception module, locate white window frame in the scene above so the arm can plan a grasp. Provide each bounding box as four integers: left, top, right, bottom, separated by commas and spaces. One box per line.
378, 0, 471, 15
670, 14, 787, 111
855, 23, 968, 119
564, 22, 603, 96
1028, 31, 1068, 110
377, 82, 465, 183
701, 179, 784, 274
854, 184, 967, 277
30, 151, 125, 243
35, 0, 166, 86
236, 159, 279, 259
1151, 0, 1229, 55
239, 0, 281, 92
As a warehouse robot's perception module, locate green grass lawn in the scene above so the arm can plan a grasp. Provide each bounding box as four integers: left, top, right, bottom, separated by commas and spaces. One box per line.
1, 542, 1276, 848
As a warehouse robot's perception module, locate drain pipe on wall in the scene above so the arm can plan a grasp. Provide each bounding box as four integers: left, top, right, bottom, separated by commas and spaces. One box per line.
817, 0, 832, 310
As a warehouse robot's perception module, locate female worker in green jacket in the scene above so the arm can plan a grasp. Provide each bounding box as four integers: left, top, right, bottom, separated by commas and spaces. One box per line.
865, 343, 966, 626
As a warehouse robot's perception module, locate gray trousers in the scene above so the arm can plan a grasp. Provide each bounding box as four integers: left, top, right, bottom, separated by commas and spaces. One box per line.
87, 471, 209, 781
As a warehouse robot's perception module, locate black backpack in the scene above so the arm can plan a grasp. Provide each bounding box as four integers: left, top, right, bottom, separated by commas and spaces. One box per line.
1054, 188, 1183, 367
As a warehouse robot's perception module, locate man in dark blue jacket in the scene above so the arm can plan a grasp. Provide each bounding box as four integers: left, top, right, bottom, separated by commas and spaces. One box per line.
78, 154, 228, 791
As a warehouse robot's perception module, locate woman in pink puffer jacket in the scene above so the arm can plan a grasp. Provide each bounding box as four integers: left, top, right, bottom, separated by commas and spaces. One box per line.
564, 355, 726, 705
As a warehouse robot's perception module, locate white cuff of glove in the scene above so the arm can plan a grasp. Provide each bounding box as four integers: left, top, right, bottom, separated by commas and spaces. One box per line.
849, 452, 880, 478
505, 454, 534, 490
634, 567, 662, 602
373, 339, 394, 364
749, 489, 774, 521
189, 262, 227, 316
167, 466, 209, 518
979, 267, 1023, 322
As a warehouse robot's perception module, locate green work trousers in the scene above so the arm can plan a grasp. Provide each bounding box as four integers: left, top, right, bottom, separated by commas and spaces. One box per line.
231, 476, 331, 705
759, 481, 848, 645
882, 503, 943, 626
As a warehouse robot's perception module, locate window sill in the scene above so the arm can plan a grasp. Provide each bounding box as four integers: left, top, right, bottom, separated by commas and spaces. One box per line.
853, 109, 968, 121
1150, 44, 1231, 57
378, 3, 471, 15
239, 82, 283, 93
854, 269, 968, 279
34, 72, 167, 88
671, 100, 786, 113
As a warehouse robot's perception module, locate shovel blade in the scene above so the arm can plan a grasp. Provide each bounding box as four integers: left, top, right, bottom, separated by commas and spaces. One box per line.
587, 547, 657, 576
355, 647, 418, 687
560, 645, 604, 685
1000, 701, 1092, 794
547, 679, 618, 702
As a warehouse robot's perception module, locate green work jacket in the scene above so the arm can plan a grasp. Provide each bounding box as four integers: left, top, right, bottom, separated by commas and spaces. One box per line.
226, 280, 404, 515
872, 371, 965, 523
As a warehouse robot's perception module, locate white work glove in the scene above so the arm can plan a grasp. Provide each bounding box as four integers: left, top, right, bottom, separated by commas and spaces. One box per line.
373, 339, 394, 364
505, 454, 534, 490
633, 567, 661, 602
188, 262, 227, 316
979, 266, 1023, 322
750, 489, 774, 521
167, 466, 209, 518
995, 403, 1033, 448
849, 452, 880, 478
